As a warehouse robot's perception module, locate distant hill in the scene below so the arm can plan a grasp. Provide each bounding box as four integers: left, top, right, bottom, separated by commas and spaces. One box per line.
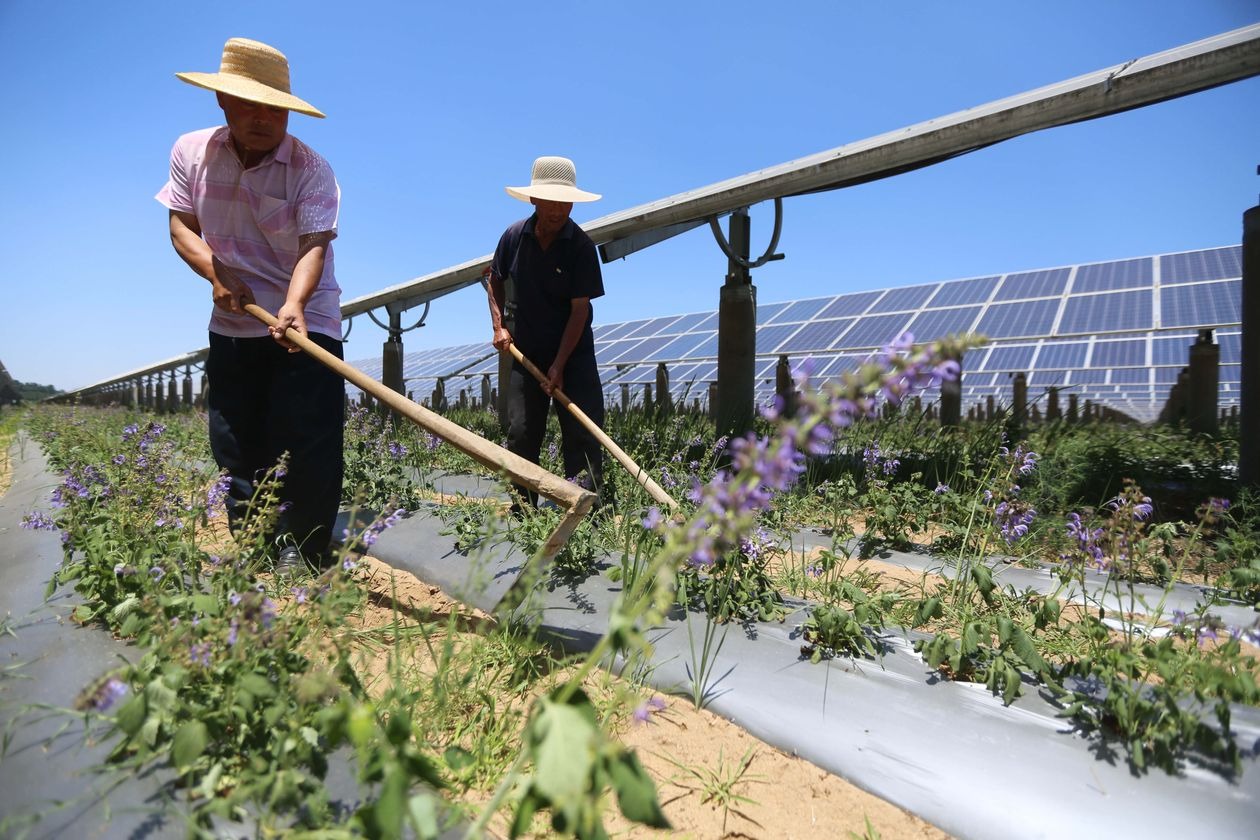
16, 381, 62, 402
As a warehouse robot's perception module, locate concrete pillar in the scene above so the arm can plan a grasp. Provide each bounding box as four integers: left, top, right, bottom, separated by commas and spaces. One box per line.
1188, 329, 1220, 435
182, 367, 193, 408
985, 394, 995, 421
1067, 394, 1079, 424
656, 362, 671, 413
620, 383, 630, 411
643, 382, 654, 413
481, 374, 492, 410
458, 389, 467, 409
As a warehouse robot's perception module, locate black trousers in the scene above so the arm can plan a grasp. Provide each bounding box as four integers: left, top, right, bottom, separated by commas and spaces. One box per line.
505, 351, 604, 505
206, 332, 345, 556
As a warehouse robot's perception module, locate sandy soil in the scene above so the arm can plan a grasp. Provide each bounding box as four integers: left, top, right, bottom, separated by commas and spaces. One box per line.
350, 555, 950, 840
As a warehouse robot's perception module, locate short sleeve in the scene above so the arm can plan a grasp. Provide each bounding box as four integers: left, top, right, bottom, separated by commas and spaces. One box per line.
291, 148, 340, 236
570, 236, 605, 301
155, 134, 195, 213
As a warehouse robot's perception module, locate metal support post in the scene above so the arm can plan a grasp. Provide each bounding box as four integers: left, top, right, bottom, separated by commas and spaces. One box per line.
1242, 201, 1260, 486
717, 209, 756, 438
1188, 328, 1220, 435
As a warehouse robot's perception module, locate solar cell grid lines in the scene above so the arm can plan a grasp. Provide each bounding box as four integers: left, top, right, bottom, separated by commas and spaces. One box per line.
976, 298, 1060, 338
926, 275, 1000, 307
994, 267, 1072, 301
767, 297, 838, 324
867, 283, 939, 313
1072, 257, 1153, 293
1161, 246, 1243, 284
1161, 280, 1240, 328
1058, 288, 1153, 334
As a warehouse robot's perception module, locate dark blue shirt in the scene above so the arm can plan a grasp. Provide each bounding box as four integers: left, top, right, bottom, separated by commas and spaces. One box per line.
492, 214, 605, 364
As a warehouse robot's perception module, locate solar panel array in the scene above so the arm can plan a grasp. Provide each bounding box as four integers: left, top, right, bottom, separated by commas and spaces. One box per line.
347, 245, 1243, 423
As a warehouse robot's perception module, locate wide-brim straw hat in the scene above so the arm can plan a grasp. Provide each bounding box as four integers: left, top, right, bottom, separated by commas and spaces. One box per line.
506, 156, 601, 203
176, 38, 325, 118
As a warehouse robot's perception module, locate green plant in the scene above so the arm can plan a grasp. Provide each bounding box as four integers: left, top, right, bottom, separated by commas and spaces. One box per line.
661, 746, 762, 835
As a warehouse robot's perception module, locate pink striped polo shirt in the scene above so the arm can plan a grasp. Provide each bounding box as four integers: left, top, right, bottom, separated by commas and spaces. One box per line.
156, 126, 343, 340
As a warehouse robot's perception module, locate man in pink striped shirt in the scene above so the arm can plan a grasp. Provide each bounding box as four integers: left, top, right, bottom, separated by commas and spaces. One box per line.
156, 38, 344, 575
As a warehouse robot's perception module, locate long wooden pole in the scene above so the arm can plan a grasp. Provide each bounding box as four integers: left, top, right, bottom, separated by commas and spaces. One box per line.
506, 343, 678, 510
243, 305, 596, 560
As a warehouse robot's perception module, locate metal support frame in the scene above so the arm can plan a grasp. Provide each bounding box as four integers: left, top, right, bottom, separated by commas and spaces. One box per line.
368, 298, 430, 396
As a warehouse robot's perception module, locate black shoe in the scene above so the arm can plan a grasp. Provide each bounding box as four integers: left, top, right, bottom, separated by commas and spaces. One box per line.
275, 545, 305, 578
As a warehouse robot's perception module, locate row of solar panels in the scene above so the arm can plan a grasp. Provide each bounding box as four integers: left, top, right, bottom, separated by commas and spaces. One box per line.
346, 245, 1243, 422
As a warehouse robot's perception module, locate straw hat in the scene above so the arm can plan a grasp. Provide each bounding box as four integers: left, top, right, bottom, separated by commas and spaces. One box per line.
176, 38, 325, 118
506, 156, 601, 203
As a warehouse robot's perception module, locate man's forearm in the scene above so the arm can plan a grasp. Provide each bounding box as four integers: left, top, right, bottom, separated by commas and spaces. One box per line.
286, 241, 327, 307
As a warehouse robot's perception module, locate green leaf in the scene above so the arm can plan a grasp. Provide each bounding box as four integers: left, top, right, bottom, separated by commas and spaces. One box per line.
114, 693, 147, 737
607, 750, 669, 828
171, 720, 208, 769
529, 692, 599, 805
407, 792, 440, 839
239, 672, 276, 698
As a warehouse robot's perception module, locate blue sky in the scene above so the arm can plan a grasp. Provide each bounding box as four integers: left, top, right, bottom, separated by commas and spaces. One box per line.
2, 1, 1257, 391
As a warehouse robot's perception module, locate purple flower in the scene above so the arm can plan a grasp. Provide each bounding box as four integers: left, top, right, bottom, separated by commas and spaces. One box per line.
934, 483, 950, 495
227, 619, 239, 647
149, 566, 165, 581
20, 511, 57, 531
291, 586, 308, 605
228, 590, 242, 607
91, 677, 128, 712
641, 507, 664, 531
206, 474, 231, 516
190, 642, 212, 668
387, 442, 409, 460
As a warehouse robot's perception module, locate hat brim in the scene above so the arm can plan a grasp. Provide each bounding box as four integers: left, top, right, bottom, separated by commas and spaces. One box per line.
176, 71, 326, 118
506, 184, 601, 204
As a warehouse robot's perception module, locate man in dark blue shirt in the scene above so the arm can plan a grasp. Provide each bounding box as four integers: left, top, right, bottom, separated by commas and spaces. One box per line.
485, 156, 607, 510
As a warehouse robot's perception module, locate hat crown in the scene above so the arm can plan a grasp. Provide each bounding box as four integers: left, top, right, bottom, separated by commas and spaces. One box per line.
530, 156, 578, 188
218, 38, 292, 94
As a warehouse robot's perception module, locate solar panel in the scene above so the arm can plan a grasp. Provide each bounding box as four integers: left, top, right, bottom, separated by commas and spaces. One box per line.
906, 306, 982, 341
975, 299, 1060, 338
1029, 370, 1067, 386
776, 319, 854, 353
767, 297, 837, 324
927, 275, 1000, 307
757, 323, 805, 354
818, 291, 883, 319
596, 338, 647, 363
621, 315, 683, 339
1090, 339, 1146, 368
1161, 280, 1240, 328
982, 344, 1036, 371
1058, 289, 1152, 333
837, 313, 914, 348
1160, 246, 1242, 284
1072, 258, 1153, 293
622, 334, 682, 362
1219, 331, 1241, 364
756, 302, 791, 325
1070, 369, 1108, 385
994, 268, 1071, 301
1036, 341, 1089, 368
1110, 368, 1151, 384
680, 332, 720, 359
867, 283, 938, 313
651, 332, 713, 360
1151, 334, 1196, 366
662, 311, 717, 335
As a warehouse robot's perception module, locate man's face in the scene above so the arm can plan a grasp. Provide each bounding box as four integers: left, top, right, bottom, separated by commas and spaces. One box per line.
217, 92, 288, 155
531, 198, 573, 236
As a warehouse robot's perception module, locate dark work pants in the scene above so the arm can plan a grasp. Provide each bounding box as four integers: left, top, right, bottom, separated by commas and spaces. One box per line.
206, 332, 345, 556
505, 351, 604, 506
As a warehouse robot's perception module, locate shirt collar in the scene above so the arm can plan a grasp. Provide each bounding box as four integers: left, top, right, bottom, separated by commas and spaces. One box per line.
212, 126, 292, 168
524, 213, 576, 241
